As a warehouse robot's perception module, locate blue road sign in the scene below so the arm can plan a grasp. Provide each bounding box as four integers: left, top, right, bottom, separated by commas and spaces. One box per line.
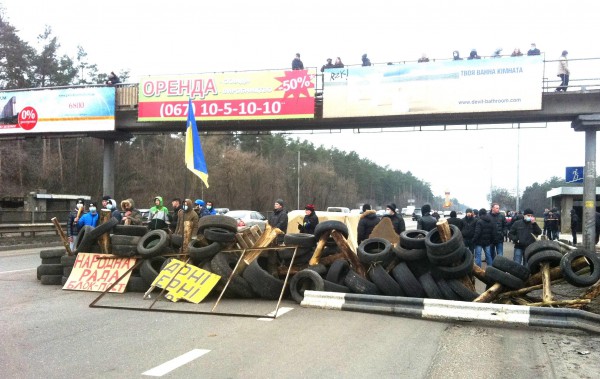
566, 166, 584, 183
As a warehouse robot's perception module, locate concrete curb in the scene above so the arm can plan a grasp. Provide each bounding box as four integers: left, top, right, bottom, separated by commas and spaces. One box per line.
301, 290, 600, 334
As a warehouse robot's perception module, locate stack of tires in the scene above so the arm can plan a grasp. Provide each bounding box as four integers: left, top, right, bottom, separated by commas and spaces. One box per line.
37, 248, 67, 285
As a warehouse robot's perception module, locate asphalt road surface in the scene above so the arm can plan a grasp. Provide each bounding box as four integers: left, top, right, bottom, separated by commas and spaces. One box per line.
1, 244, 600, 378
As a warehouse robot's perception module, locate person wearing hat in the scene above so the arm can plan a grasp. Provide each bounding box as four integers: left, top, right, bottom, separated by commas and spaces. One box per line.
101, 195, 112, 210
77, 201, 99, 228
321, 58, 335, 72
174, 198, 199, 237
120, 198, 142, 225
67, 198, 86, 251
461, 208, 477, 253
299, 204, 319, 234
269, 199, 288, 243
473, 208, 497, 267
508, 208, 542, 265
106, 198, 122, 223
357, 203, 380, 244
382, 203, 405, 235
527, 43, 540, 56
194, 199, 205, 217
148, 196, 170, 231
446, 210, 464, 230
417, 204, 437, 232
570, 209, 580, 245
556, 50, 570, 92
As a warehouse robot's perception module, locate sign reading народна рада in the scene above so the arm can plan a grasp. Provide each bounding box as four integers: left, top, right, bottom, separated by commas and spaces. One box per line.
63, 253, 136, 293
151, 259, 221, 304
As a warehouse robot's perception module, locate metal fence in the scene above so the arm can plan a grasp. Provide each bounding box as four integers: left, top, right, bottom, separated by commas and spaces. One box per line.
0, 210, 69, 224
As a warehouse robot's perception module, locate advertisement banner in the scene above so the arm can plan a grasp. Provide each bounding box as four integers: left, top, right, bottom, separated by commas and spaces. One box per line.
323, 56, 544, 118
0, 87, 115, 134
63, 253, 136, 293
138, 69, 316, 121
151, 259, 221, 304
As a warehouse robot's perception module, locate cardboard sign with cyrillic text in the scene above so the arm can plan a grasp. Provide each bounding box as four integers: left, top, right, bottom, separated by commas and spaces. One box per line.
63, 253, 136, 293
151, 259, 220, 304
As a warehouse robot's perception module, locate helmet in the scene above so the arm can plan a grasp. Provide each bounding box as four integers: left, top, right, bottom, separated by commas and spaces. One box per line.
195, 199, 205, 206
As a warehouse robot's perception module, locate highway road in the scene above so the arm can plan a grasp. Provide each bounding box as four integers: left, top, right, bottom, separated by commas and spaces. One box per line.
1, 244, 600, 378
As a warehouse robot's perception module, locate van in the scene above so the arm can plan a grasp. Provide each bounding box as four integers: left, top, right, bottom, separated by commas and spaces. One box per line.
326, 207, 350, 213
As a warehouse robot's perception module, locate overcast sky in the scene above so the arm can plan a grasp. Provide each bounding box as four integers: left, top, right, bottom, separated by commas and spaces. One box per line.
2, 0, 600, 209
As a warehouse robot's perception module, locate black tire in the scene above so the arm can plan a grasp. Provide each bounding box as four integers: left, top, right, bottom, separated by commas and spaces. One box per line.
326, 259, 350, 285
278, 246, 312, 261
314, 220, 349, 241
527, 250, 563, 273
344, 268, 381, 295
37, 264, 63, 276
203, 227, 237, 243
430, 248, 474, 280
74, 225, 95, 253
446, 279, 479, 301
170, 234, 184, 248
399, 229, 428, 250
323, 279, 350, 293
427, 245, 465, 266
425, 225, 464, 256
111, 244, 138, 258
61, 255, 77, 267
289, 269, 325, 303
40, 274, 63, 285
524, 240, 561, 261
284, 233, 316, 247
393, 245, 427, 262
391, 262, 426, 298
418, 272, 445, 299
406, 258, 433, 278
560, 249, 600, 287
63, 266, 73, 277
112, 225, 148, 236
485, 266, 525, 289
357, 238, 393, 265
492, 256, 531, 281
140, 256, 168, 286
88, 217, 119, 240
137, 229, 170, 258
41, 257, 62, 265
189, 241, 223, 264
306, 264, 327, 276
210, 252, 256, 298
39, 248, 66, 259
368, 264, 405, 296
242, 259, 285, 300
110, 234, 141, 246
435, 277, 462, 301
198, 215, 238, 234
126, 276, 149, 293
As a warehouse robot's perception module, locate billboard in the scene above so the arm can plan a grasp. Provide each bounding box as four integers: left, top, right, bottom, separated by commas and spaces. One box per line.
138, 69, 316, 121
0, 87, 115, 135
323, 56, 544, 118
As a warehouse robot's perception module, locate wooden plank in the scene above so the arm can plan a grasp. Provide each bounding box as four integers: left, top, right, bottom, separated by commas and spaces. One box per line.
51, 217, 72, 256
331, 230, 366, 278
98, 210, 112, 255
241, 224, 283, 266
308, 233, 330, 266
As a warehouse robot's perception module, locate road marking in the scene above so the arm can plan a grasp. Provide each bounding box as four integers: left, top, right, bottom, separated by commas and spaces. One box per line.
142, 349, 210, 377
257, 306, 294, 321
0, 268, 36, 274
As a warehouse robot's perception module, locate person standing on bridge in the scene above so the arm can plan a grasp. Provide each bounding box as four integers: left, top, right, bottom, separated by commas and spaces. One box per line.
362, 54, 372, 66
333, 57, 345, 68
106, 71, 120, 86
556, 50, 570, 92
292, 53, 304, 70
527, 43, 541, 56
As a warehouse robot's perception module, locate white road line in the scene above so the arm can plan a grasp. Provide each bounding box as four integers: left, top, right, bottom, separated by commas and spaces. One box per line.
0, 268, 36, 274
257, 306, 294, 321
142, 349, 210, 377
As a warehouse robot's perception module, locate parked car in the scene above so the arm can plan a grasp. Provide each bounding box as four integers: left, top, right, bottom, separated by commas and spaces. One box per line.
214, 208, 229, 215
412, 208, 422, 221
326, 207, 350, 213
226, 210, 267, 231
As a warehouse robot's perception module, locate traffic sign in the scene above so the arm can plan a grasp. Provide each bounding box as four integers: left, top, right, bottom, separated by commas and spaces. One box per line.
566, 167, 584, 183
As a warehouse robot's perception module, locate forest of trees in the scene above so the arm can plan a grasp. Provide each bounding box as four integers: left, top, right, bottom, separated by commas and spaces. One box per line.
0, 7, 586, 214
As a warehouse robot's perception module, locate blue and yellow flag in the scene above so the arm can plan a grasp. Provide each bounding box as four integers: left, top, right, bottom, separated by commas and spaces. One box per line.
185, 98, 209, 188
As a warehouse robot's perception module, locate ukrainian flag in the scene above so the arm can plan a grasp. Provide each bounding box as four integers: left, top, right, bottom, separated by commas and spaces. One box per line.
185, 98, 209, 188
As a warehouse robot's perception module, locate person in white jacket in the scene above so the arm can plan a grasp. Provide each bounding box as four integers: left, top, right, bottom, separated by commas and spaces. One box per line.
556, 50, 570, 92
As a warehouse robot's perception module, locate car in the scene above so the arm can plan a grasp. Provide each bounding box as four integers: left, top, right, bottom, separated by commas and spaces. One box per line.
412, 208, 422, 221
375, 209, 387, 218
443, 210, 452, 218
326, 207, 350, 213
226, 210, 267, 231
214, 208, 229, 215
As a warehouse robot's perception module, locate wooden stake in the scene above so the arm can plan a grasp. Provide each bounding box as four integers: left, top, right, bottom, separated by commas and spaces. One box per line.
541, 262, 553, 304
528, 299, 591, 307
331, 230, 366, 278
51, 217, 72, 256
473, 282, 504, 303
436, 219, 451, 243
308, 233, 330, 266
98, 210, 112, 255
181, 220, 192, 260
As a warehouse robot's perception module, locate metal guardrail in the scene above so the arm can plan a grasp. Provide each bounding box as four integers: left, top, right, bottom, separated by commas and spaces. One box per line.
0, 223, 66, 237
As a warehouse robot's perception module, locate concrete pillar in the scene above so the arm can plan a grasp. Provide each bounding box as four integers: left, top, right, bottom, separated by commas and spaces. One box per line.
561, 196, 574, 234
103, 139, 115, 198
583, 130, 596, 250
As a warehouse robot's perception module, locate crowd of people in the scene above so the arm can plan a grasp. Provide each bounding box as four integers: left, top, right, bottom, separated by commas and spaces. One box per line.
296, 42, 570, 91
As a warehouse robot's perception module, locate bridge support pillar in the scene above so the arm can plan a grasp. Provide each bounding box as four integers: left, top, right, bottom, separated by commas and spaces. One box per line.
103, 139, 115, 199
572, 114, 600, 251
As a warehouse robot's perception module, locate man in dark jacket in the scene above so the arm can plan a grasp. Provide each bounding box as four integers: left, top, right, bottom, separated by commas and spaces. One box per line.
461, 208, 477, 252
570, 209, 579, 245
357, 203, 380, 244
417, 204, 437, 232
473, 208, 497, 267
446, 211, 464, 230
508, 208, 542, 265
269, 199, 288, 244
489, 203, 507, 258
382, 203, 405, 235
